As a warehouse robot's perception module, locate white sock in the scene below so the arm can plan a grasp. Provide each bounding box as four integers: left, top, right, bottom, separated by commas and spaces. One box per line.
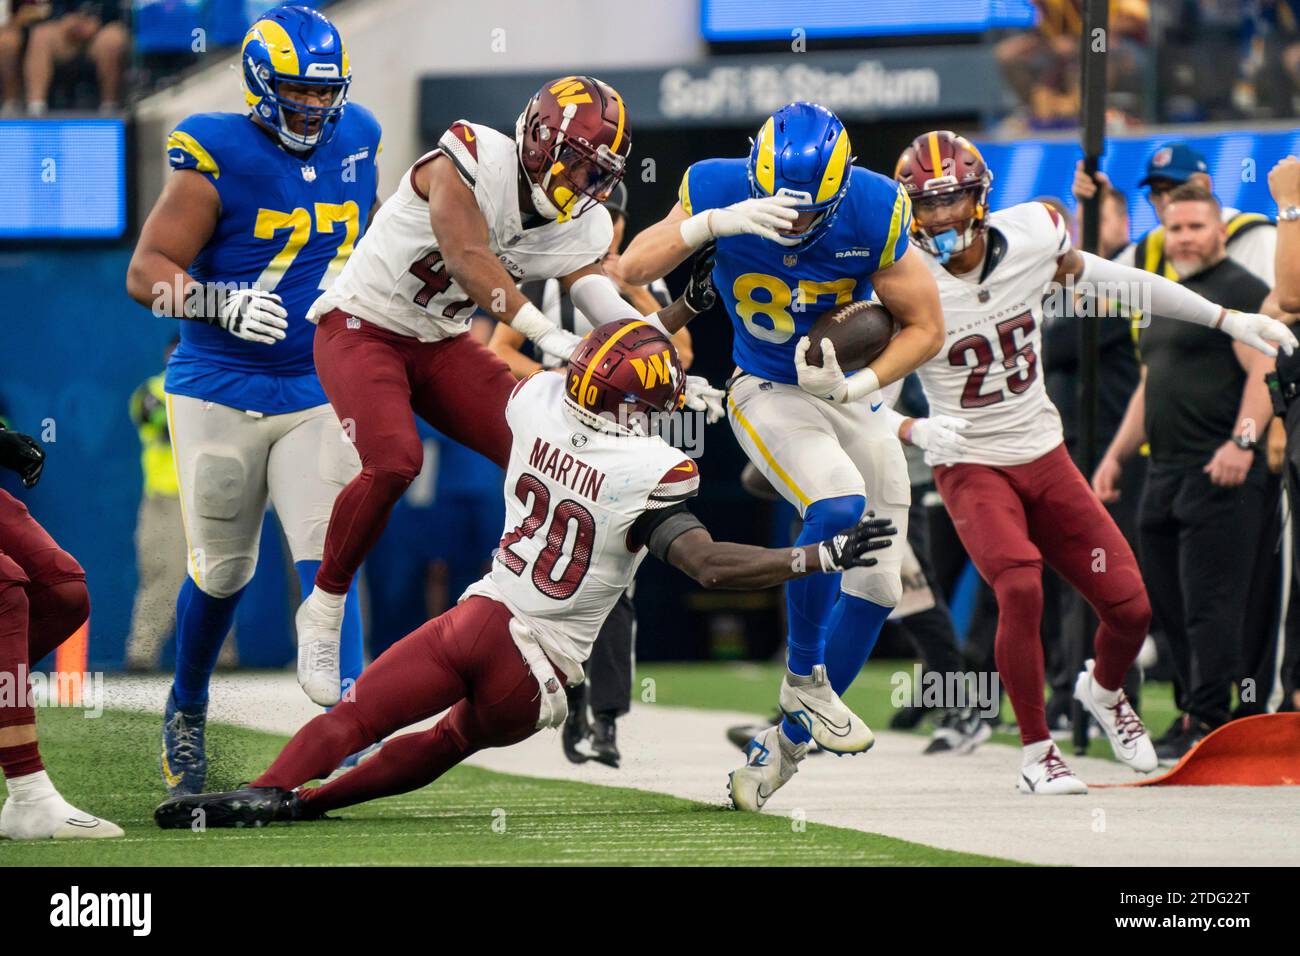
1022, 739, 1053, 764
1091, 675, 1121, 707
5, 769, 58, 802
309, 587, 346, 614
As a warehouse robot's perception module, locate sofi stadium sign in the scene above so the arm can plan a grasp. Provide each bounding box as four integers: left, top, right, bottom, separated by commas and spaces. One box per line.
419, 48, 1006, 137
658, 60, 943, 120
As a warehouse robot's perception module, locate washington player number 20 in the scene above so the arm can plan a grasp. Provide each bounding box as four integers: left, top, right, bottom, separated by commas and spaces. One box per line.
497, 473, 595, 600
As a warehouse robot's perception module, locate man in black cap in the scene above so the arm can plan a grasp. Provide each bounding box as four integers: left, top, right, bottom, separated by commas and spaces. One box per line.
1092, 184, 1274, 761
1073, 142, 1277, 287
1077, 142, 1287, 730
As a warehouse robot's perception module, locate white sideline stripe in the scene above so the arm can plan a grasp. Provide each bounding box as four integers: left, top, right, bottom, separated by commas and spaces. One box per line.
103, 673, 1300, 867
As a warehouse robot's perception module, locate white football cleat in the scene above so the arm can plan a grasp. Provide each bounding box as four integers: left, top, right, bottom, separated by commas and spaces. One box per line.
729, 724, 808, 812
1074, 659, 1157, 772
296, 587, 344, 706
1017, 741, 1088, 795
778, 664, 874, 754
0, 791, 123, 840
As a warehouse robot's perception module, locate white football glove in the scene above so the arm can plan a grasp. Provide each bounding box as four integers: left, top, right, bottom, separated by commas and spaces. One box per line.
793, 336, 849, 403
1219, 310, 1298, 358
684, 375, 726, 424
216, 288, 288, 345
680, 195, 799, 246
909, 415, 972, 467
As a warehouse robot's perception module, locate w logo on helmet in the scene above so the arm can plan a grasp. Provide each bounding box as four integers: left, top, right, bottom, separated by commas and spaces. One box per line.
548, 76, 592, 107
629, 350, 672, 389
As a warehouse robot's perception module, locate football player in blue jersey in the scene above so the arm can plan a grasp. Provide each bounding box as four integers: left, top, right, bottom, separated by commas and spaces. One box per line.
126, 5, 380, 796
621, 102, 944, 810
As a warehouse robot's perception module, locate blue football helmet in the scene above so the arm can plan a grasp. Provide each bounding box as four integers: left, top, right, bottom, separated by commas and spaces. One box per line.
242, 5, 351, 151
747, 102, 854, 250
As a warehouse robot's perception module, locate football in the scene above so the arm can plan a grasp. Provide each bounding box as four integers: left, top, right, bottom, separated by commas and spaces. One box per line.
802, 300, 897, 372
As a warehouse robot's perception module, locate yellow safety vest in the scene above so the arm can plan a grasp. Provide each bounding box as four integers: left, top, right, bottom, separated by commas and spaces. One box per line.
130, 374, 179, 498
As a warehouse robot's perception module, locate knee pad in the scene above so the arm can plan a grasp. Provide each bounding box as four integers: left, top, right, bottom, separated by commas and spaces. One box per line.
842, 564, 903, 608
802, 494, 867, 539
195, 554, 256, 599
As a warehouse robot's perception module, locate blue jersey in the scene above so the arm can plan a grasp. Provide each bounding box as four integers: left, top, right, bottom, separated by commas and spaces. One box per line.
163, 106, 382, 413
679, 158, 912, 385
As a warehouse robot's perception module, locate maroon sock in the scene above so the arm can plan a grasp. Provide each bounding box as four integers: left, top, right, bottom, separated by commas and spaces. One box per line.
252, 707, 373, 791
990, 565, 1050, 745
1092, 590, 1152, 691
0, 741, 43, 779
300, 717, 473, 814
315, 467, 413, 595
0, 582, 42, 779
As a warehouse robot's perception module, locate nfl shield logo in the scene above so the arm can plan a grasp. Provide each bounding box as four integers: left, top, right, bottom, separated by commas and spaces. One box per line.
978, 288, 991, 303
301, 165, 317, 182
784, 254, 798, 267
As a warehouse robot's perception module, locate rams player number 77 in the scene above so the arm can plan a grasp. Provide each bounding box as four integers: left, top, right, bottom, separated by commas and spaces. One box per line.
126, 5, 378, 796
620, 102, 944, 811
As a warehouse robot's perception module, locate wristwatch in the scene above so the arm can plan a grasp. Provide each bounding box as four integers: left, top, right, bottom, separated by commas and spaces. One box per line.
1279, 206, 1300, 222
1232, 433, 1258, 451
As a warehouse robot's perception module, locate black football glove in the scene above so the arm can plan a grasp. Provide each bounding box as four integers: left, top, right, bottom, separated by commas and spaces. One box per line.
683, 241, 717, 314
0, 426, 45, 488
817, 512, 897, 571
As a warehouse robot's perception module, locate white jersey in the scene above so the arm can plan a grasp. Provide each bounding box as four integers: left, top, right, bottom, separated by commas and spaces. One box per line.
916, 201, 1068, 467
310, 120, 612, 342
462, 371, 698, 682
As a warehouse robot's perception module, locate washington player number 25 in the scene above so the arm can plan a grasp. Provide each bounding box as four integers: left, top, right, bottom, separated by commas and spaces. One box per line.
946, 311, 1038, 409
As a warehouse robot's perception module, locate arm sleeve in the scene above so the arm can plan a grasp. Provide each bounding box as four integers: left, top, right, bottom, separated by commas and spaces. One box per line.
630, 502, 706, 558
569, 273, 669, 335
1077, 251, 1222, 327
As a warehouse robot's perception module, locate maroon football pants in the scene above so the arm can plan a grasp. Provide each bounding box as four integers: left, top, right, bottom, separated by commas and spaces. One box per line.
311, 310, 517, 595
0, 490, 90, 778
254, 596, 550, 813
933, 443, 1151, 744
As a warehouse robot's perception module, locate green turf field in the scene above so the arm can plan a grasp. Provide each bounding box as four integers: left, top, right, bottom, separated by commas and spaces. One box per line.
0, 707, 1013, 866
636, 660, 1179, 761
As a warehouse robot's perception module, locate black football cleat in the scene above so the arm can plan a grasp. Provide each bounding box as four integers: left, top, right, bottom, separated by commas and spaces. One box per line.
561, 684, 592, 764
154, 786, 317, 830
589, 714, 621, 768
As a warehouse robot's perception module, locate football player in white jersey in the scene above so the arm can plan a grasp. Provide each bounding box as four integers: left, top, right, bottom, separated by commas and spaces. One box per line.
845, 131, 1296, 794
153, 320, 895, 828
293, 75, 728, 705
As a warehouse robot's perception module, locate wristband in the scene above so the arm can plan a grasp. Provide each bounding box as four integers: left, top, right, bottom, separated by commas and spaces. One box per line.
182, 282, 229, 322
508, 301, 554, 344
842, 367, 882, 404
679, 212, 714, 249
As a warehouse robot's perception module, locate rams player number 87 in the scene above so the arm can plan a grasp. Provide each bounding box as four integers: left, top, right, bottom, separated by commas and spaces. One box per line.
621, 102, 945, 811
126, 5, 380, 797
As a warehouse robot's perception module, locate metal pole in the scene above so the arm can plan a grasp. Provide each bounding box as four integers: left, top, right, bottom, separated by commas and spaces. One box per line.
1072, 0, 1109, 756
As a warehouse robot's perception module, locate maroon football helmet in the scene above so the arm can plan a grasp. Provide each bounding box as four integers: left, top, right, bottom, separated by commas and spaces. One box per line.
894, 130, 993, 262
516, 75, 630, 223
564, 319, 684, 435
